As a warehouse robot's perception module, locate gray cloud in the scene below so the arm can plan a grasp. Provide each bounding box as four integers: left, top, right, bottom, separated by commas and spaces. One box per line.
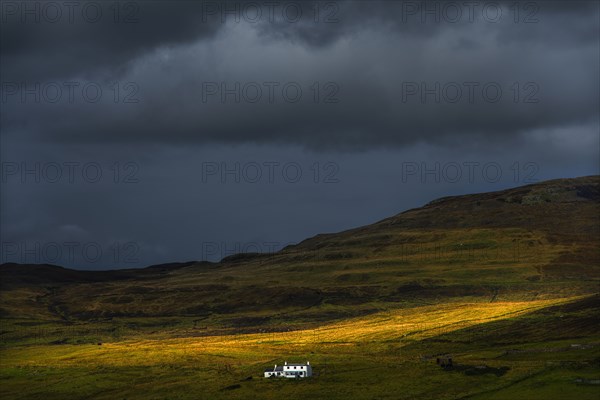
1, 1, 227, 82
2, 1, 598, 150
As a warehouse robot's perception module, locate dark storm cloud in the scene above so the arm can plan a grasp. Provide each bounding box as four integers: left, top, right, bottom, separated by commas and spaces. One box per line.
0, 1, 224, 81
1, 0, 598, 150
255, 1, 600, 47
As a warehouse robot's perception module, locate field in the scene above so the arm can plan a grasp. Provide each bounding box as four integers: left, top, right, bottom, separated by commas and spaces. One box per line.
1, 295, 599, 400
1, 177, 598, 399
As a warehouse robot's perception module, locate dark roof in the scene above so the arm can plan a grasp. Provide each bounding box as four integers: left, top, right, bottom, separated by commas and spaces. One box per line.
264, 366, 284, 372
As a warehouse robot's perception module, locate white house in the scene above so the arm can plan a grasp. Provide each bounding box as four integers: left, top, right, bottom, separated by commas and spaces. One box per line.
264, 361, 312, 378
264, 364, 284, 378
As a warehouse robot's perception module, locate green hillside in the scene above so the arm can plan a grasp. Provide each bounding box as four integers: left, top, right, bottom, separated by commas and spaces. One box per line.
1, 176, 598, 399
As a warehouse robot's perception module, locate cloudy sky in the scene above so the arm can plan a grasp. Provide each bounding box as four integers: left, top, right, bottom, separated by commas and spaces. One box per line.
1, 0, 598, 269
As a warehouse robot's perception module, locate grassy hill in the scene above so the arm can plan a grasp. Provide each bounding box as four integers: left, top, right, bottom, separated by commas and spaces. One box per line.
1, 176, 598, 399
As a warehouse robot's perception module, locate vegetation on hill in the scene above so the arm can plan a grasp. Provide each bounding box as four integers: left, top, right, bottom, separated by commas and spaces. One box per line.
1, 176, 598, 399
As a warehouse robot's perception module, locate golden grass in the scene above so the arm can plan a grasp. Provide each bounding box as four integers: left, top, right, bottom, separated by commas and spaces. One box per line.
2, 297, 581, 370
2, 296, 598, 400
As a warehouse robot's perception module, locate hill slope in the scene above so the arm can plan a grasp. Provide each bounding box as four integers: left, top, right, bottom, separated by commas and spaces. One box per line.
1, 176, 599, 400
1, 176, 598, 335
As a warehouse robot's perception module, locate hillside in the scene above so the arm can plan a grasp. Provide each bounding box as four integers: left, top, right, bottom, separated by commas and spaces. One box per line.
1, 176, 599, 400
1, 176, 598, 336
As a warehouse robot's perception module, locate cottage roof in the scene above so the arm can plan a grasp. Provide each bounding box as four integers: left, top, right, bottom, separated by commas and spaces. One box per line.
264, 365, 284, 372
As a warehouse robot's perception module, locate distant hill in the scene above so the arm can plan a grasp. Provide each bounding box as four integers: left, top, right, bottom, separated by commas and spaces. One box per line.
1, 176, 598, 330
291, 175, 599, 247
0, 261, 207, 288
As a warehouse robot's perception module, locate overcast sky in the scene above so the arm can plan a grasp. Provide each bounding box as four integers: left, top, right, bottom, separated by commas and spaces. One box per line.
1, 0, 598, 269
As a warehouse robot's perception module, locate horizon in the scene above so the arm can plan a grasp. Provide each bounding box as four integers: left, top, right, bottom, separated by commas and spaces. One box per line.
2, 173, 597, 271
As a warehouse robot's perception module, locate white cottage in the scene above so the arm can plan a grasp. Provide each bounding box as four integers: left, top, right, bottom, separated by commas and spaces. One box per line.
264, 364, 284, 378
264, 361, 312, 378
